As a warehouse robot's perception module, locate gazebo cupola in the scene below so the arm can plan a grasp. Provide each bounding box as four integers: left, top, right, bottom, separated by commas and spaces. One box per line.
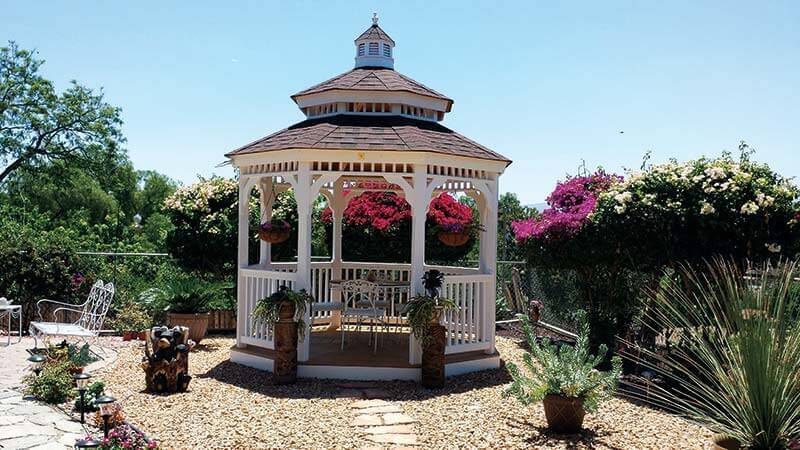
355, 13, 395, 69
226, 15, 511, 382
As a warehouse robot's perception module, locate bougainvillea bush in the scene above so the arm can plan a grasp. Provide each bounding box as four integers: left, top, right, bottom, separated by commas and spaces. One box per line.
513, 149, 800, 355
321, 192, 478, 263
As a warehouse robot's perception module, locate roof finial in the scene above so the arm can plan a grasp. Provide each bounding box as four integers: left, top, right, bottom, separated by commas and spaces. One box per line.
372, 12, 379, 25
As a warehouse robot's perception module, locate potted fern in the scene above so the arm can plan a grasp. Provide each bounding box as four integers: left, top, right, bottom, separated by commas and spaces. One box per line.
251, 287, 313, 336
505, 310, 622, 434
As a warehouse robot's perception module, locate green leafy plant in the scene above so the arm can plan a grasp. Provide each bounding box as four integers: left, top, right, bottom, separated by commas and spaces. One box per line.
74, 380, 105, 412
627, 258, 800, 449
108, 299, 152, 332
47, 341, 99, 369
504, 310, 622, 413
406, 295, 458, 347
141, 278, 228, 314
23, 360, 76, 404
251, 287, 313, 338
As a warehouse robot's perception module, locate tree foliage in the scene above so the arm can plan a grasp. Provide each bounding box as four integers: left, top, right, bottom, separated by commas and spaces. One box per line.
1, 41, 124, 183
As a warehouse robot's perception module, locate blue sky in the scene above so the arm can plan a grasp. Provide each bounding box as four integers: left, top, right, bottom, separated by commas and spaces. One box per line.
3, 1, 798, 204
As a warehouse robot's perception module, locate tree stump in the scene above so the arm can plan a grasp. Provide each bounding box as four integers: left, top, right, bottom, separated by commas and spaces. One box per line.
142, 326, 194, 393
273, 319, 298, 384
421, 324, 446, 388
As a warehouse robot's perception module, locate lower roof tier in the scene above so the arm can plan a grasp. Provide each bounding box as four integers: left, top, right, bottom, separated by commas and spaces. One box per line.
226, 115, 510, 163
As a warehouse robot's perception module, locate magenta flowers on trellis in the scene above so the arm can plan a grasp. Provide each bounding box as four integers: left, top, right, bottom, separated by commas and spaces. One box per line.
512, 172, 620, 242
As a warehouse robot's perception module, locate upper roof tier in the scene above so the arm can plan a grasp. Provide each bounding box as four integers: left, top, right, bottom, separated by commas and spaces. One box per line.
291, 14, 453, 122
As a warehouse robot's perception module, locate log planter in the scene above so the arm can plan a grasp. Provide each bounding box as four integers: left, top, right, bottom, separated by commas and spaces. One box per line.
273, 300, 298, 385
168, 312, 210, 344
437, 231, 470, 247
421, 308, 446, 388
542, 394, 586, 434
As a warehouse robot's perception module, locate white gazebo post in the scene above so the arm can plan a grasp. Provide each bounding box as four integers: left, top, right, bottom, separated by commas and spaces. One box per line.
408, 164, 428, 365
236, 177, 254, 349
328, 178, 346, 329
295, 163, 313, 362
476, 179, 499, 354
258, 177, 274, 266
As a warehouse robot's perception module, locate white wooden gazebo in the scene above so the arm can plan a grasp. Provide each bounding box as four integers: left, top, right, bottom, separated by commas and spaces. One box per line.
227, 16, 511, 381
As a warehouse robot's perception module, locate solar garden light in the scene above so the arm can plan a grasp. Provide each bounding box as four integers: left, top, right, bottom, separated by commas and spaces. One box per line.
27, 353, 46, 377
73, 372, 92, 424
74, 437, 101, 449
93, 395, 116, 438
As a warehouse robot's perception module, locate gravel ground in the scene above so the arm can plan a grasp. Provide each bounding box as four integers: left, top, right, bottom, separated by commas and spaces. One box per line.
95, 335, 711, 450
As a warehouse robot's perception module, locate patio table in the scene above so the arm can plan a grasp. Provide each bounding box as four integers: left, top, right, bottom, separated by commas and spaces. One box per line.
327, 279, 411, 329
0, 302, 22, 346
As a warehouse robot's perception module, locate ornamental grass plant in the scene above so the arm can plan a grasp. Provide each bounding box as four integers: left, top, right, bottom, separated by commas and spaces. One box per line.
628, 258, 800, 449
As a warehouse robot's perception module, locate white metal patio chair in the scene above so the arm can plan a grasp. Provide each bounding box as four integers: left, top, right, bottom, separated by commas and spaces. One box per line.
29, 280, 115, 349
340, 280, 387, 353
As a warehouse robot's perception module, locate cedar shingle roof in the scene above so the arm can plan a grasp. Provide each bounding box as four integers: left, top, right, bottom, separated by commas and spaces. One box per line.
226, 115, 509, 163
355, 24, 395, 45
292, 68, 453, 109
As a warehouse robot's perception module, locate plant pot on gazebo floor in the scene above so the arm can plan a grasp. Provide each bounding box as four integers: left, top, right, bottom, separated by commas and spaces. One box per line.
168, 312, 210, 344
542, 394, 586, 434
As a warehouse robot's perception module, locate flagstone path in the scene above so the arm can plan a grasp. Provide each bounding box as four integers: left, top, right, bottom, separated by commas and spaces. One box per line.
339, 383, 420, 449
0, 337, 122, 449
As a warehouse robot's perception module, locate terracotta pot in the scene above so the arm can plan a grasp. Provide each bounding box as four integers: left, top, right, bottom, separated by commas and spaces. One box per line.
712, 435, 741, 450
137, 331, 147, 341
278, 301, 296, 321
437, 231, 470, 247
542, 394, 586, 434
122, 331, 134, 341
68, 366, 84, 375
168, 312, 210, 344
259, 228, 290, 244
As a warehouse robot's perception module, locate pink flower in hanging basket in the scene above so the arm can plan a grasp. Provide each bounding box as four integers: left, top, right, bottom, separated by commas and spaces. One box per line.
260, 219, 290, 232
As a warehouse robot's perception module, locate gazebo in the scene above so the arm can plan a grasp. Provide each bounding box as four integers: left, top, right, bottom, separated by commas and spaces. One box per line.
226, 15, 511, 381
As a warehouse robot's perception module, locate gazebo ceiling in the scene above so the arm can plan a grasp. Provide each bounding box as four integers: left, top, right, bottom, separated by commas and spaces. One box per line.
226, 114, 510, 164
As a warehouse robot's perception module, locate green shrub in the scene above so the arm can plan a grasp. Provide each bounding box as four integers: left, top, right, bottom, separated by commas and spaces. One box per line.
74, 380, 105, 412
23, 361, 76, 404
505, 310, 622, 412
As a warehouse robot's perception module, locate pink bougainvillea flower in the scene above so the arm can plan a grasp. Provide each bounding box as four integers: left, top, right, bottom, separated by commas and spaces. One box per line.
512, 171, 620, 242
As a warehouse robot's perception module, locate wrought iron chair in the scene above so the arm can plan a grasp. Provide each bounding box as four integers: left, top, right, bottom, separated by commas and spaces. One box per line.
340, 280, 387, 353
29, 280, 115, 350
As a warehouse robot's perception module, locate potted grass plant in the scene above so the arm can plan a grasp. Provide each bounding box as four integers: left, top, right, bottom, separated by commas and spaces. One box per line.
504, 310, 622, 434
142, 278, 227, 344
625, 258, 800, 450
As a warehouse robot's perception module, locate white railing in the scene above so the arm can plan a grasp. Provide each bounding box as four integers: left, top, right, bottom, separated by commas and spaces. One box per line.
441, 273, 494, 354
239, 262, 494, 355
238, 267, 297, 349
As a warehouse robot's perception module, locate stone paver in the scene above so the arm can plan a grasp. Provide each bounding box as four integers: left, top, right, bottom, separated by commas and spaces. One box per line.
0, 337, 124, 449
342, 387, 420, 448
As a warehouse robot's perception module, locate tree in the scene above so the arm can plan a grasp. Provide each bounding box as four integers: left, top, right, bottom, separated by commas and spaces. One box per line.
498, 193, 535, 261
0, 41, 124, 183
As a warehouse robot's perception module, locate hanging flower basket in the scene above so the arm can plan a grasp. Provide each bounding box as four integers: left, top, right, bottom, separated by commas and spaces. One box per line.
437, 231, 470, 247
259, 219, 291, 244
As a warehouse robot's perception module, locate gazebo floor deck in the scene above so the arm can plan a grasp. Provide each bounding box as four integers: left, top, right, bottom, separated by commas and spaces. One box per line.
308, 328, 412, 367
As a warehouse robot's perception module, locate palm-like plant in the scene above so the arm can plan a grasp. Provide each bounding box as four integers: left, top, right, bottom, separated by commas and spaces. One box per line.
630, 258, 800, 449
505, 310, 622, 412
